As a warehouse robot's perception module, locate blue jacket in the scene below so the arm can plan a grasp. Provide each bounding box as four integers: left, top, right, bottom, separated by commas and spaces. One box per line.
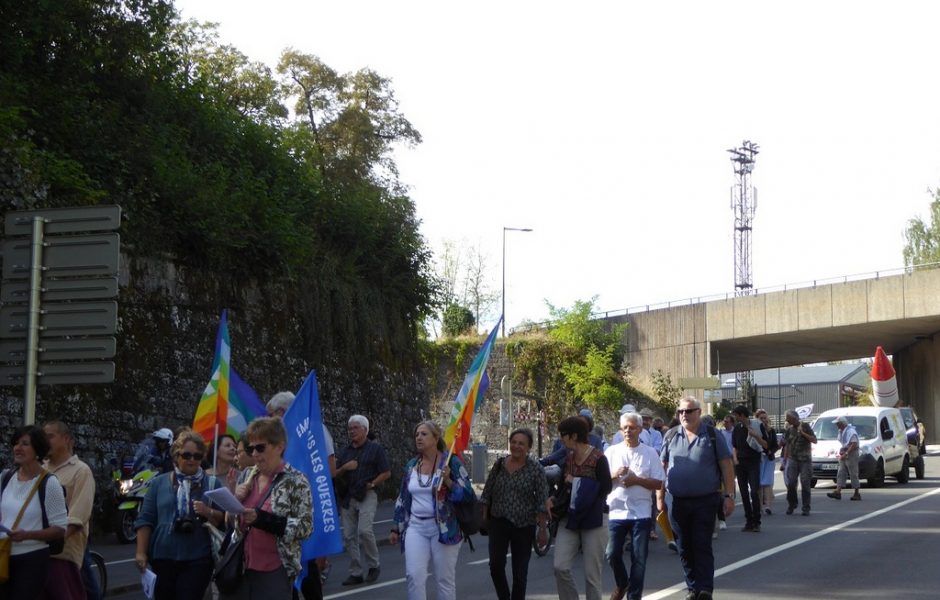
134, 472, 221, 561
392, 453, 474, 550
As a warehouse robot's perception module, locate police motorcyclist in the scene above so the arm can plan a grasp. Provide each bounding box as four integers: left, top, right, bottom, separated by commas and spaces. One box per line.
133, 428, 174, 474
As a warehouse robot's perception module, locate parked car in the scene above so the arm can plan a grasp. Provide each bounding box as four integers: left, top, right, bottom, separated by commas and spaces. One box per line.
810, 407, 911, 488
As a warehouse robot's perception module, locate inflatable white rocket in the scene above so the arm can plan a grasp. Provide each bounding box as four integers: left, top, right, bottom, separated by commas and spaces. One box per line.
871, 346, 899, 407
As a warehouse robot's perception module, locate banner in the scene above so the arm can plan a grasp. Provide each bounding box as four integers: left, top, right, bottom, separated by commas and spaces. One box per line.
795, 403, 815, 420
282, 371, 344, 581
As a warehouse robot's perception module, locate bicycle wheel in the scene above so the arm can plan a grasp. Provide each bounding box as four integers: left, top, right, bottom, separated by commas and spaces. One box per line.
89, 551, 108, 598
533, 519, 557, 557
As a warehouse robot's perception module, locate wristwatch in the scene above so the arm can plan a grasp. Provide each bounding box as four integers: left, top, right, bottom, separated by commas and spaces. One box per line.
723, 494, 734, 500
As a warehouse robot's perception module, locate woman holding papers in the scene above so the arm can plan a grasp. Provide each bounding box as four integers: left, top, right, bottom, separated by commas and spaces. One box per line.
134, 430, 224, 600
228, 417, 313, 599
389, 421, 475, 600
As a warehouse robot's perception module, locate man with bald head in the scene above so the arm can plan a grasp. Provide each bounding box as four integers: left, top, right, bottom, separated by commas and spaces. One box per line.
658, 397, 735, 600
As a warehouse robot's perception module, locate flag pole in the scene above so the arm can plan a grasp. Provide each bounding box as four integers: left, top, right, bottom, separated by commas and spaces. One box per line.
212, 422, 219, 473
435, 424, 460, 494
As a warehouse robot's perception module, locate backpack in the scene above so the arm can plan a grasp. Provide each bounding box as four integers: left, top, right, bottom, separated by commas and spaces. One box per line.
764, 426, 780, 458
1, 468, 66, 555
449, 456, 483, 551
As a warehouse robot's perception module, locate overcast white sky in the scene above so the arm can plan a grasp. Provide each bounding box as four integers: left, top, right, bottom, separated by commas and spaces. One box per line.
176, 0, 940, 332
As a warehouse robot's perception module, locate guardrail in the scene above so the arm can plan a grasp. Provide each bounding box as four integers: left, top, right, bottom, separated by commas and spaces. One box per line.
511, 261, 940, 334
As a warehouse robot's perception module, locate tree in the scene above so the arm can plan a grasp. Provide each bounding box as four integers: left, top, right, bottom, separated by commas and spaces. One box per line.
650, 369, 684, 415
462, 244, 499, 328
277, 50, 421, 187
0, 1, 436, 369
170, 20, 288, 126
442, 304, 476, 337
426, 239, 499, 336
507, 297, 637, 424
546, 297, 626, 365
903, 189, 940, 268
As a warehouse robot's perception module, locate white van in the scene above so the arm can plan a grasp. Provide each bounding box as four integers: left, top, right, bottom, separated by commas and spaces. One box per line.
810, 406, 911, 487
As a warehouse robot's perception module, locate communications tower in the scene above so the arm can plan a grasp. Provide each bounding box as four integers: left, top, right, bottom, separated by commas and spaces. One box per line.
728, 140, 759, 295
728, 140, 759, 407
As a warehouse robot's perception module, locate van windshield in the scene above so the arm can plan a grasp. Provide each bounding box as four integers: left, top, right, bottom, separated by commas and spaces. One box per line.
813, 416, 877, 441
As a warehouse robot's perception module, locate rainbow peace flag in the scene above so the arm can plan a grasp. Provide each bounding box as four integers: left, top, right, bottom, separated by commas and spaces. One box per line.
443, 317, 503, 457
192, 310, 265, 441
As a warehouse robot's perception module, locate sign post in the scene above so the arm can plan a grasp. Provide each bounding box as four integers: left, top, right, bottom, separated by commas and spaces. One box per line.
23, 217, 44, 425
1, 205, 121, 424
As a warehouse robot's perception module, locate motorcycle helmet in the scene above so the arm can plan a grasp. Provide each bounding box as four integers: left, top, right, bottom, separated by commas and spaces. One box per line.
152, 428, 173, 443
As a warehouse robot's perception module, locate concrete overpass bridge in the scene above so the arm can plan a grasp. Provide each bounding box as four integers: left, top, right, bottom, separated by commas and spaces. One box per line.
602, 267, 940, 442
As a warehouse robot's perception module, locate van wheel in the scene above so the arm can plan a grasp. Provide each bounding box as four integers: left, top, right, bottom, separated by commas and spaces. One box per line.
914, 454, 926, 479
810, 478, 817, 488
867, 460, 885, 488
896, 456, 910, 483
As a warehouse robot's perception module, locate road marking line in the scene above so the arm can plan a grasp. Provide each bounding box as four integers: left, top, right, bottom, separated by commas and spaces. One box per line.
324, 549, 506, 597
325, 577, 407, 599
644, 485, 940, 600
103, 558, 136, 566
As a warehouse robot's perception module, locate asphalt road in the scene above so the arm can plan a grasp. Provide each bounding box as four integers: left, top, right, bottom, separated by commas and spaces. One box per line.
100, 448, 940, 599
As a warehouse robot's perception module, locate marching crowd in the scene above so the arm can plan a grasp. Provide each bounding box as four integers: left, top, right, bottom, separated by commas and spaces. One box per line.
0, 392, 853, 600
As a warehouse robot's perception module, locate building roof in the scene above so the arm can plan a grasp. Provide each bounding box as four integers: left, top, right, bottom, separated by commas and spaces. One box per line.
720, 363, 869, 388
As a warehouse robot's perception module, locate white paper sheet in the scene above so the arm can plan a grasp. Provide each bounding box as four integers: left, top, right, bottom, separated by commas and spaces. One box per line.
141, 568, 157, 600
204, 487, 246, 514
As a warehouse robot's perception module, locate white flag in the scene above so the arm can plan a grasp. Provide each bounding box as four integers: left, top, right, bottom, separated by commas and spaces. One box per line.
795, 403, 814, 419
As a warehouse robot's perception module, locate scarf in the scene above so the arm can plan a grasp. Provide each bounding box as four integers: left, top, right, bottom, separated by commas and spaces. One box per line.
174, 467, 205, 519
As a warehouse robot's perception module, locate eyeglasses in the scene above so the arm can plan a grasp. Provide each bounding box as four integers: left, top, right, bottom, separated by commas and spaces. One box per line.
178, 452, 204, 461
677, 408, 701, 416
245, 443, 267, 455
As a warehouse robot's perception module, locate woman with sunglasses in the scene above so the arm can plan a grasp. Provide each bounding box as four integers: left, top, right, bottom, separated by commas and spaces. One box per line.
229, 417, 313, 598
134, 430, 224, 600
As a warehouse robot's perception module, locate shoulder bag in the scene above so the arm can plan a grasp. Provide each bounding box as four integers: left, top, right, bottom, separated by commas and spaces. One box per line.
213, 472, 282, 594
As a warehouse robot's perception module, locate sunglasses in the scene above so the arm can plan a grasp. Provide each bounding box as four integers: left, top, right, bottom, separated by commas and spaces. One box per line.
178, 452, 204, 461
245, 443, 267, 455
677, 408, 701, 416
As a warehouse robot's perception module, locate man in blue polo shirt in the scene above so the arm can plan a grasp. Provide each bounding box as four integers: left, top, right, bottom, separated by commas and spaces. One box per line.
658, 397, 736, 600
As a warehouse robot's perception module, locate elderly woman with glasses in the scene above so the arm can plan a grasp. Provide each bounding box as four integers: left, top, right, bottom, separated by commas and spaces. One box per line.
228, 417, 313, 599
134, 429, 224, 600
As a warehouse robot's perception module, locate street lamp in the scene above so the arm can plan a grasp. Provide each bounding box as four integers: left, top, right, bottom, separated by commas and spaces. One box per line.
502, 226, 533, 337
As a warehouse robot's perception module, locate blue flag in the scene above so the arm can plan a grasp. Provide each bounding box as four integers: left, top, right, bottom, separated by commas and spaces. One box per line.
282, 371, 344, 582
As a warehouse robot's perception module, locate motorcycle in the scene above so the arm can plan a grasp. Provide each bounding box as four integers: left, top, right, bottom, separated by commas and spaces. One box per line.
110, 455, 157, 544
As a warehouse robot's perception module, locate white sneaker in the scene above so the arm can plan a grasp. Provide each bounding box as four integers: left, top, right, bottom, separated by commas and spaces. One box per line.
719, 521, 727, 531
712, 529, 718, 539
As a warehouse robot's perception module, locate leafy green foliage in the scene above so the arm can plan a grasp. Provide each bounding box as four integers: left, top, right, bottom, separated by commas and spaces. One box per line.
0, 1, 435, 368
442, 304, 476, 338
903, 189, 940, 268
546, 297, 626, 365
506, 298, 648, 424
649, 369, 684, 415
